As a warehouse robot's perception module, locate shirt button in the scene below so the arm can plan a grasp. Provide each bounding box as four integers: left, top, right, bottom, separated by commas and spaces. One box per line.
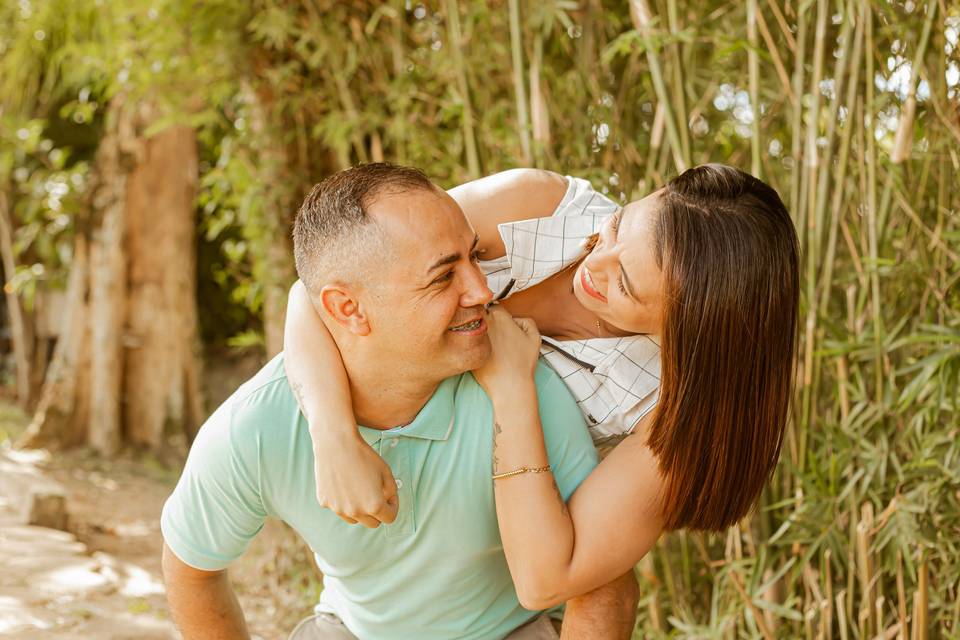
395, 478, 404, 490
390, 439, 399, 448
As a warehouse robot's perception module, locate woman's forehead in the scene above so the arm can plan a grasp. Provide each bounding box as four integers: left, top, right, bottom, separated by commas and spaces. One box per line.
619, 193, 662, 278
621, 189, 662, 226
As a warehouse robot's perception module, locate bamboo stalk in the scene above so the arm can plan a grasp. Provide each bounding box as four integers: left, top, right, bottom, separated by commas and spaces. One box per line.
529, 31, 550, 166
857, 503, 877, 636
914, 557, 928, 640
731, 570, 776, 640
747, 0, 761, 177
798, 0, 828, 472
863, 0, 884, 403
817, 2, 864, 313
786, 1, 808, 473
896, 551, 908, 640
391, 0, 406, 164
824, 550, 834, 640
764, 0, 797, 52
628, 0, 688, 173
507, 0, 531, 165
666, 0, 690, 164
444, 0, 481, 178
838, 590, 850, 640
890, 0, 938, 164
755, 6, 797, 107
328, 70, 370, 164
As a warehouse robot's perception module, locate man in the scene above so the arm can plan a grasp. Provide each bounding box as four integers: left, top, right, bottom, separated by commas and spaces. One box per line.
161, 163, 637, 639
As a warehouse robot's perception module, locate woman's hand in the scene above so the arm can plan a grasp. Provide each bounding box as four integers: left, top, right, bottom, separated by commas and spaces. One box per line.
473, 306, 541, 398
313, 428, 399, 528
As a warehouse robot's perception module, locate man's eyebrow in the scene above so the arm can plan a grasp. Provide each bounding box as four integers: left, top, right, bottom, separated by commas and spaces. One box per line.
426, 235, 480, 275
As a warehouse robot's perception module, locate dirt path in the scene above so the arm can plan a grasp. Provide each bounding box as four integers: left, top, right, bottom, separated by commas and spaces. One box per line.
1, 350, 320, 639
0, 444, 319, 639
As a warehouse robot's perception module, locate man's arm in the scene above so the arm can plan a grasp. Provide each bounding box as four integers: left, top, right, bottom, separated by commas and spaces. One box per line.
559, 571, 639, 640
162, 542, 250, 640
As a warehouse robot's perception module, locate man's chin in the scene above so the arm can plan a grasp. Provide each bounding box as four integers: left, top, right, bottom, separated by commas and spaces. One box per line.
452, 340, 492, 374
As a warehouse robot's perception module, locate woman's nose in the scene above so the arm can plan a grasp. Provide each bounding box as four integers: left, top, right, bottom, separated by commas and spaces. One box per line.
585, 244, 616, 283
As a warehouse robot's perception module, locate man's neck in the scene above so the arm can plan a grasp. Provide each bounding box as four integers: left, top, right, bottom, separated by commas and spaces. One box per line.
345, 362, 441, 430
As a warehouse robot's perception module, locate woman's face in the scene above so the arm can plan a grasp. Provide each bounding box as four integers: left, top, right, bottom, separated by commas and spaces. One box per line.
572, 190, 665, 335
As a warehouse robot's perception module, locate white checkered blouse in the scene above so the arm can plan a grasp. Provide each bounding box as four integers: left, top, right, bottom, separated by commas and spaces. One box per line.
480, 176, 661, 444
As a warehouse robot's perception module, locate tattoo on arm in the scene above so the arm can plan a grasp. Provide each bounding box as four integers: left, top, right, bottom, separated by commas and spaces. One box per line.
492, 421, 502, 475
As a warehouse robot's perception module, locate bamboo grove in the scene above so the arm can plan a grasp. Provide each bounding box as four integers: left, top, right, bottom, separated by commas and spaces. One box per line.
1, 0, 958, 637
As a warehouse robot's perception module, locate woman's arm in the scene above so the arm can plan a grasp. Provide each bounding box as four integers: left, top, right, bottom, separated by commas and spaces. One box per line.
448, 169, 568, 259
496, 416, 664, 608
476, 309, 664, 608
284, 281, 398, 527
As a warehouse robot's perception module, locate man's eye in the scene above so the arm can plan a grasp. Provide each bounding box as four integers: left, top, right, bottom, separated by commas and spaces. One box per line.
433, 271, 454, 285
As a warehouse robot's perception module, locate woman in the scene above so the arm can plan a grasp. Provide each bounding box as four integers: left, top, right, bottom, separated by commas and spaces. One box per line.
284, 164, 799, 606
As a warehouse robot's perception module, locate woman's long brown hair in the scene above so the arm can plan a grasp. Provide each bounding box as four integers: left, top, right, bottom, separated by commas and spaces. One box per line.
647, 164, 800, 532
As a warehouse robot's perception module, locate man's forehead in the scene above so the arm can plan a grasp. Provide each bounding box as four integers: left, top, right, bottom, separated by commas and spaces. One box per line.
367, 188, 460, 229
366, 189, 474, 272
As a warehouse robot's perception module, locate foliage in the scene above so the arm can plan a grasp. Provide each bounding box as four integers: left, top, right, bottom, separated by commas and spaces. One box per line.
2, 0, 959, 636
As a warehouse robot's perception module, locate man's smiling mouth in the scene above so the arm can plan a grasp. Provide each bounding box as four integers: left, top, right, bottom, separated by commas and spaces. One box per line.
448, 318, 484, 333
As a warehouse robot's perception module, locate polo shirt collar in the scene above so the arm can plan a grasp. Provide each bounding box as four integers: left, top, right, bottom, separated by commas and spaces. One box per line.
357, 375, 461, 444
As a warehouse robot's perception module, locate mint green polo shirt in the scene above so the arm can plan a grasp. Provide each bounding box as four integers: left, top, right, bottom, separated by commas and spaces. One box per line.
161, 354, 598, 640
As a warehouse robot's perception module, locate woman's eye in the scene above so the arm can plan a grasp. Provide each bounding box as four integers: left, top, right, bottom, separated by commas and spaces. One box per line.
617, 277, 627, 295
470, 250, 482, 263
612, 212, 622, 234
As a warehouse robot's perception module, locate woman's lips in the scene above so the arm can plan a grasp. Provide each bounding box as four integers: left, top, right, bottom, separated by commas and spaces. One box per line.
580, 266, 607, 303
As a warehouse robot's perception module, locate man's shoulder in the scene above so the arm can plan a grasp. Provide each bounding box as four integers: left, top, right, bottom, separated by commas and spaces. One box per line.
532, 359, 575, 401
202, 353, 301, 441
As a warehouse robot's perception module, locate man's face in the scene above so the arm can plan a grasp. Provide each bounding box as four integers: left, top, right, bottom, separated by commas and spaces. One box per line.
360, 188, 494, 381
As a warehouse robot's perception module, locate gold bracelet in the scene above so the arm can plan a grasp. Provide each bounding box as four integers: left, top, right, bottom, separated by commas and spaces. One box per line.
492, 465, 551, 480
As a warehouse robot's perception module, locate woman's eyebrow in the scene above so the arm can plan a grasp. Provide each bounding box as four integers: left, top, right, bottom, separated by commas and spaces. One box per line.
620, 263, 639, 301
612, 210, 639, 300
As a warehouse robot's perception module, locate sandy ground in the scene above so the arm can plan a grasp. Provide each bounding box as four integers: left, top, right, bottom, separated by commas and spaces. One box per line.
0, 444, 321, 639
0, 349, 321, 639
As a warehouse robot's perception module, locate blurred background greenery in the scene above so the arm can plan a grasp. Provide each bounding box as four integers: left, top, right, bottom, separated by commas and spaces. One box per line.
0, 0, 957, 638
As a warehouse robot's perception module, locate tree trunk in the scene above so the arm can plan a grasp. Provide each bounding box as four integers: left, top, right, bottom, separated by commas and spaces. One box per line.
86, 120, 128, 455
21, 101, 203, 454
19, 235, 92, 449
245, 81, 298, 359
123, 120, 203, 449
0, 188, 33, 407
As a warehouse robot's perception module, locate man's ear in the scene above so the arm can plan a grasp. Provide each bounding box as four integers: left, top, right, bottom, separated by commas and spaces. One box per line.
318, 284, 371, 336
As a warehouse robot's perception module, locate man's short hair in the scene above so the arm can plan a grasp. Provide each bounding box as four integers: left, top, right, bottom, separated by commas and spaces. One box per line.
293, 162, 436, 290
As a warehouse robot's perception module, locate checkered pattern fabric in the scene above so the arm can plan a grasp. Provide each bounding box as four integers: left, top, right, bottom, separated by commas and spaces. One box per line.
479, 177, 661, 444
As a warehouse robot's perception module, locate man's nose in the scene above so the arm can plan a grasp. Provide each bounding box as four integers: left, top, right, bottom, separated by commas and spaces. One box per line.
461, 265, 494, 308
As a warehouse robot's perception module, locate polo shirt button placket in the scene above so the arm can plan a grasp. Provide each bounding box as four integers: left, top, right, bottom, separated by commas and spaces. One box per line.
384, 438, 414, 538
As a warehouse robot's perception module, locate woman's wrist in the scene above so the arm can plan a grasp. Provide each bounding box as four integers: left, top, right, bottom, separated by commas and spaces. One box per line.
489, 379, 538, 413
307, 412, 361, 444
